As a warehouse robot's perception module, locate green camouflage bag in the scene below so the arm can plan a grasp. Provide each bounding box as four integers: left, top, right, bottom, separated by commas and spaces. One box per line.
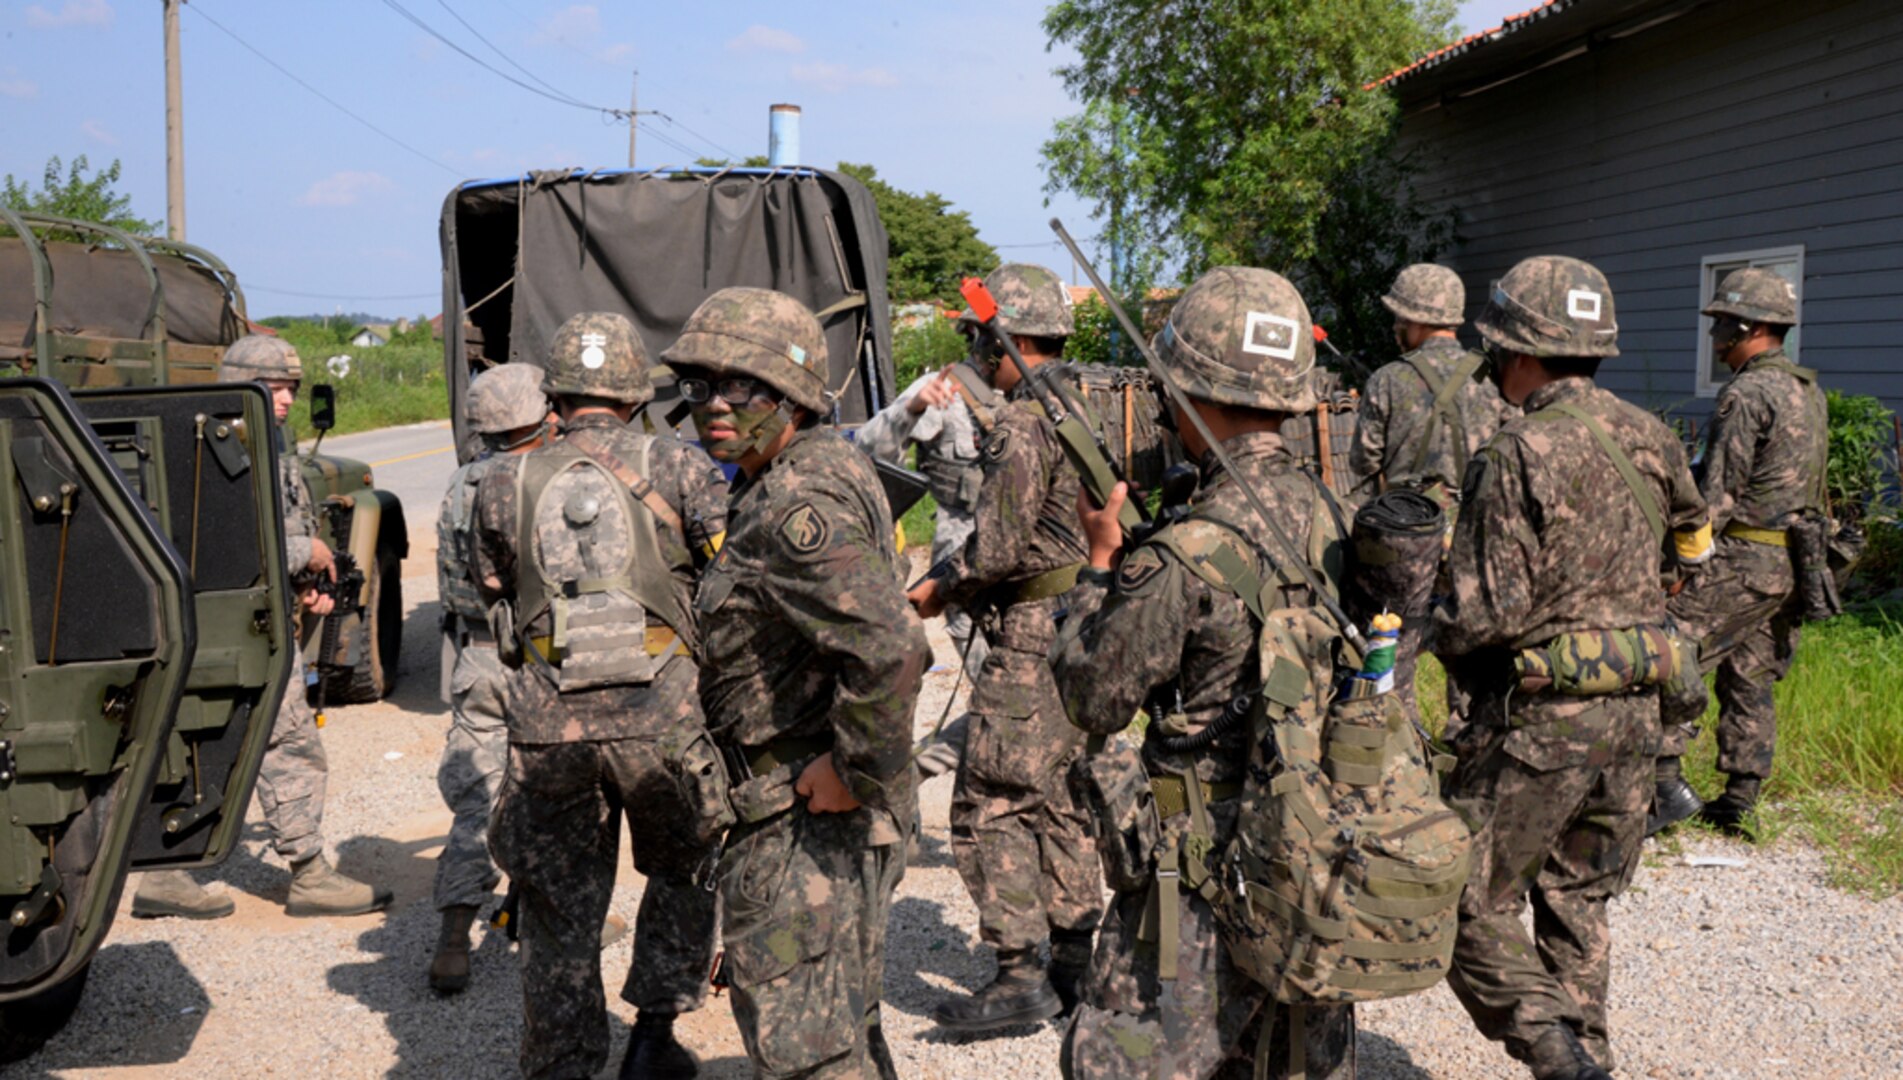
1514, 625, 1693, 697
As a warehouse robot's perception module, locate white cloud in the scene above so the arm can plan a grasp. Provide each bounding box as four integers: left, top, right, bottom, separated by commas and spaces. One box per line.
788, 63, 898, 93
80, 119, 117, 145
24, 0, 113, 29
530, 5, 632, 64
726, 25, 804, 54
0, 71, 37, 99
298, 171, 394, 208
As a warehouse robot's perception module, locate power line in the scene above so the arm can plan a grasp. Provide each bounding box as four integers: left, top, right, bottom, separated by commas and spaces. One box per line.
431, 0, 584, 107
651, 111, 741, 161
380, 0, 629, 119
187, 4, 461, 178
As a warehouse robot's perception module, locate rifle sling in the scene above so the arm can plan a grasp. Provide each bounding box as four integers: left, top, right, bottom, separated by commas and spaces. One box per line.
1541, 402, 1666, 546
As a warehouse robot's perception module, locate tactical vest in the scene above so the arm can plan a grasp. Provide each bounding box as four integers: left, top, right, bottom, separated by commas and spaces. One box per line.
1148, 492, 1469, 1041
510, 435, 693, 692
437, 457, 497, 623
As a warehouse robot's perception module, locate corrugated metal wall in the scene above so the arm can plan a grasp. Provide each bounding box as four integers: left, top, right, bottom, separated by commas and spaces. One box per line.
1396, 0, 1903, 416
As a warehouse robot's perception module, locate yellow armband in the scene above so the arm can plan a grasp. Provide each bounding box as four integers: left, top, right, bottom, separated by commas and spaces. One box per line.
1673, 521, 1713, 564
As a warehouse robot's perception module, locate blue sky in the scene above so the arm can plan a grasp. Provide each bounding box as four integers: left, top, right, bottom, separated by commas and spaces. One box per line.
3, 1, 1531, 318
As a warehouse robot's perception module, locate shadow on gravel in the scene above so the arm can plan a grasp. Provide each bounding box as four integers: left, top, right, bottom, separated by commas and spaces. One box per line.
23, 941, 209, 1074
910, 826, 957, 870
381, 597, 450, 719
1354, 1030, 1437, 1079
881, 895, 996, 1023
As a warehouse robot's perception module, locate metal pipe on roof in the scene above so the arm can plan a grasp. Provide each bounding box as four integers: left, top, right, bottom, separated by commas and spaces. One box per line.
768, 104, 801, 167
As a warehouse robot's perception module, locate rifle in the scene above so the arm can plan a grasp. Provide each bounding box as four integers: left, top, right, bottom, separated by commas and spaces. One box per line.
959, 277, 1149, 538
1047, 219, 1369, 655
304, 497, 368, 726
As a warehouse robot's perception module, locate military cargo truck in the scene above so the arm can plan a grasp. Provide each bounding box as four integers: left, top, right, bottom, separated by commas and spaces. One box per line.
0, 211, 408, 701
439, 166, 898, 455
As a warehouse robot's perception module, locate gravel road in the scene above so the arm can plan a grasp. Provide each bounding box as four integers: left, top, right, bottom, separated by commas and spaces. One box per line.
19, 545, 1903, 1079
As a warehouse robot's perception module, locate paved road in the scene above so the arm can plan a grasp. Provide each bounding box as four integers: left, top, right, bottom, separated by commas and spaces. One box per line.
302, 421, 461, 530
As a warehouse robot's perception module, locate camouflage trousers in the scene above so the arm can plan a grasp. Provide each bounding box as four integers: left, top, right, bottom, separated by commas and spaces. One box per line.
1062, 802, 1355, 1080
255, 648, 327, 864
490, 737, 719, 1080
1662, 538, 1800, 780
1444, 689, 1656, 1070
433, 637, 509, 910
719, 801, 909, 1078
951, 641, 1102, 953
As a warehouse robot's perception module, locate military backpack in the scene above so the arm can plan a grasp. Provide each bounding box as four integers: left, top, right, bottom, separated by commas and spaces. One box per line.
437, 456, 498, 624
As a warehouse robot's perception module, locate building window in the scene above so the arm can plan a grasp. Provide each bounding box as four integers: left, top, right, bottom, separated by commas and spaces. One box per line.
1695, 245, 1803, 397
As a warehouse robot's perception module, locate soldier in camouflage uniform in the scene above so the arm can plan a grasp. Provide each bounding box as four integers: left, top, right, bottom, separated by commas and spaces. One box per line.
1433, 257, 1708, 1080
1651, 267, 1825, 834
665, 287, 930, 1079
428, 363, 553, 994
1349, 263, 1512, 505
906, 263, 1104, 1032
1051, 266, 1355, 1079
474, 313, 728, 1080
133, 335, 393, 921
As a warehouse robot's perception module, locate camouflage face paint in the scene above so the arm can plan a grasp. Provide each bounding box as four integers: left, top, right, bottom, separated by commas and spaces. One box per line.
692, 397, 789, 462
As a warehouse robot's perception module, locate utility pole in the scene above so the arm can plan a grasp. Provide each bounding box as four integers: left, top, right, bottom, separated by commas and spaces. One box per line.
163, 0, 186, 240
627, 70, 637, 168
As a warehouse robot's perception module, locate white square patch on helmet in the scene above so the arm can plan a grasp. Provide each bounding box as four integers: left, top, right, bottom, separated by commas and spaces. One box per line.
1241, 311, 1299, 361
1566, 289, 1602, 320
788, 343, 808, 368
580, 332, 608, 369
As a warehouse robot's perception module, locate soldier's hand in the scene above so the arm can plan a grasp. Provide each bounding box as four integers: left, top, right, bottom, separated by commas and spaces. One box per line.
907, 368, 958, 415
301, 587, 336, 616
1079, 482, 1128, 570
907, 578, 947, 620
795, 753, 862, 814
308, 537, 337, 580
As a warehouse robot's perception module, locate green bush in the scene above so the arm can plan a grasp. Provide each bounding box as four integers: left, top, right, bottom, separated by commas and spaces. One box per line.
1827, 389, 1895, 524
892, 316, 967, 393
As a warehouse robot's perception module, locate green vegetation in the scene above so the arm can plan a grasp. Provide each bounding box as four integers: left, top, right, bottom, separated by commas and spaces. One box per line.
1418, 600, 1903, 897
1, 155, 159, 238
892, 315, 969, 392
262, 317, 448, 437
901, 491, 939, 550
1826, 390, 1895, 524
837, 162, 998, 306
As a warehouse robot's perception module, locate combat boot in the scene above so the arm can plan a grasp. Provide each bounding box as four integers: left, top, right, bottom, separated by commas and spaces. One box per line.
1048, 926, 1095, 1017
931, 948, 1063, 1033
617, 1009, 699, 1079
1523, 1024, 1612, 1080
130, 870, 235, 920
428, 904, 479, 993
1645, 758, 1704, 837
1699, 776, 1762, 835
285, 854, 394, 917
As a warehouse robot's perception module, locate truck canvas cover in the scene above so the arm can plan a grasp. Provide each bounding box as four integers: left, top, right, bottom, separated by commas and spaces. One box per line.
440, 167, 895, 456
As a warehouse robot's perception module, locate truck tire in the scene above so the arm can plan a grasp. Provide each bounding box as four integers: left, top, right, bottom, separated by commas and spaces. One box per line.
335, 547, 402, 703
0, 962, 90, 1064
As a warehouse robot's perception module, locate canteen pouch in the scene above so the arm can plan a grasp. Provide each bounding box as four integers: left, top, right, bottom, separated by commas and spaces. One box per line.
661, 728, 736, 846
487, 598, 521, 667
1791, 512, 1845, 622
1068, 737, 1161, 893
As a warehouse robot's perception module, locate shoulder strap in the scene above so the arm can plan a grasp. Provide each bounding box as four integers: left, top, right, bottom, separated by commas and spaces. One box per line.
1401, 350, 1484, 478
1749, 354, 1819, 385
1541, 402, 1666, 545
946, 363, 999, 433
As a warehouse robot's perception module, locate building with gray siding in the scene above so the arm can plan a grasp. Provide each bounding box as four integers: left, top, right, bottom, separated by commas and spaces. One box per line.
1385, 0, 1903, 417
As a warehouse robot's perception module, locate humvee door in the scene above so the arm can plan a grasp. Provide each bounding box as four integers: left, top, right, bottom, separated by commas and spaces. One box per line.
70, 384, 296, 875
0, 379, 197, 1001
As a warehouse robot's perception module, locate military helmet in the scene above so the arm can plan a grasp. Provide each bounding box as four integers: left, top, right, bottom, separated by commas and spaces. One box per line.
1153, 266, 1317, 413
466, 363, 549, 434
1702, 266, 1797, 326
1381, 263, 1465, 327
543, 311, 653, 404
660, 287, 830, 412
962, 263, 1073, 339
1475, 255, 1620, 359
219, 334, 303, 382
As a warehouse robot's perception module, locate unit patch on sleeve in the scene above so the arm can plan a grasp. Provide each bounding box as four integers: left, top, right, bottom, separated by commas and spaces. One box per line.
779, 501, 832, 557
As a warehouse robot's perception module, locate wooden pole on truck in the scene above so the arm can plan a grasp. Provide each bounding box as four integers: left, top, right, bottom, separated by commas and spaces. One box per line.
164, 0, 186, 240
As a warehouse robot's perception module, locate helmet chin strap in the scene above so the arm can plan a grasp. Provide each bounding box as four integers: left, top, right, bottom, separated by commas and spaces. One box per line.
1713, 319, 1753, 362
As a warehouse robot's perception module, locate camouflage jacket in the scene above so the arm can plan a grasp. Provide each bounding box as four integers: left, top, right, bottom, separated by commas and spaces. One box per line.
696, 426, 930, 812
436, 453, 502, 623
1054, 432, 1338, 786
474, 413, 729, 742
1435, 378, 1707, 658
937, 368, 1088, 613
855, 367, 989, 513
1350, 336, 1512, 498
280, 449, 318, 573
1701, 347, 1828, 533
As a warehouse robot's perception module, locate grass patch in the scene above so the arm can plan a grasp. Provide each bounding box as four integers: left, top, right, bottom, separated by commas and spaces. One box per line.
284, 343, 450, 438
901, 490, 939, 550
1417, 600, 1903, 897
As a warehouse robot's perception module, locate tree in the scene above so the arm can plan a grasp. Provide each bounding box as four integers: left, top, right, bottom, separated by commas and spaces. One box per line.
2, 155, 160, 237
835, 162, 998, 307
1042, 0, 1457, 362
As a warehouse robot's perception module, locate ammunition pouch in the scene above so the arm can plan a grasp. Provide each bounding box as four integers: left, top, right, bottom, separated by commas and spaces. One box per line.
1513, 625, 1693, 697
660, 727, 735, 847
488, 599, 520, 665
1789, 512, 1845, 623
1067, 738, 1161, 893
